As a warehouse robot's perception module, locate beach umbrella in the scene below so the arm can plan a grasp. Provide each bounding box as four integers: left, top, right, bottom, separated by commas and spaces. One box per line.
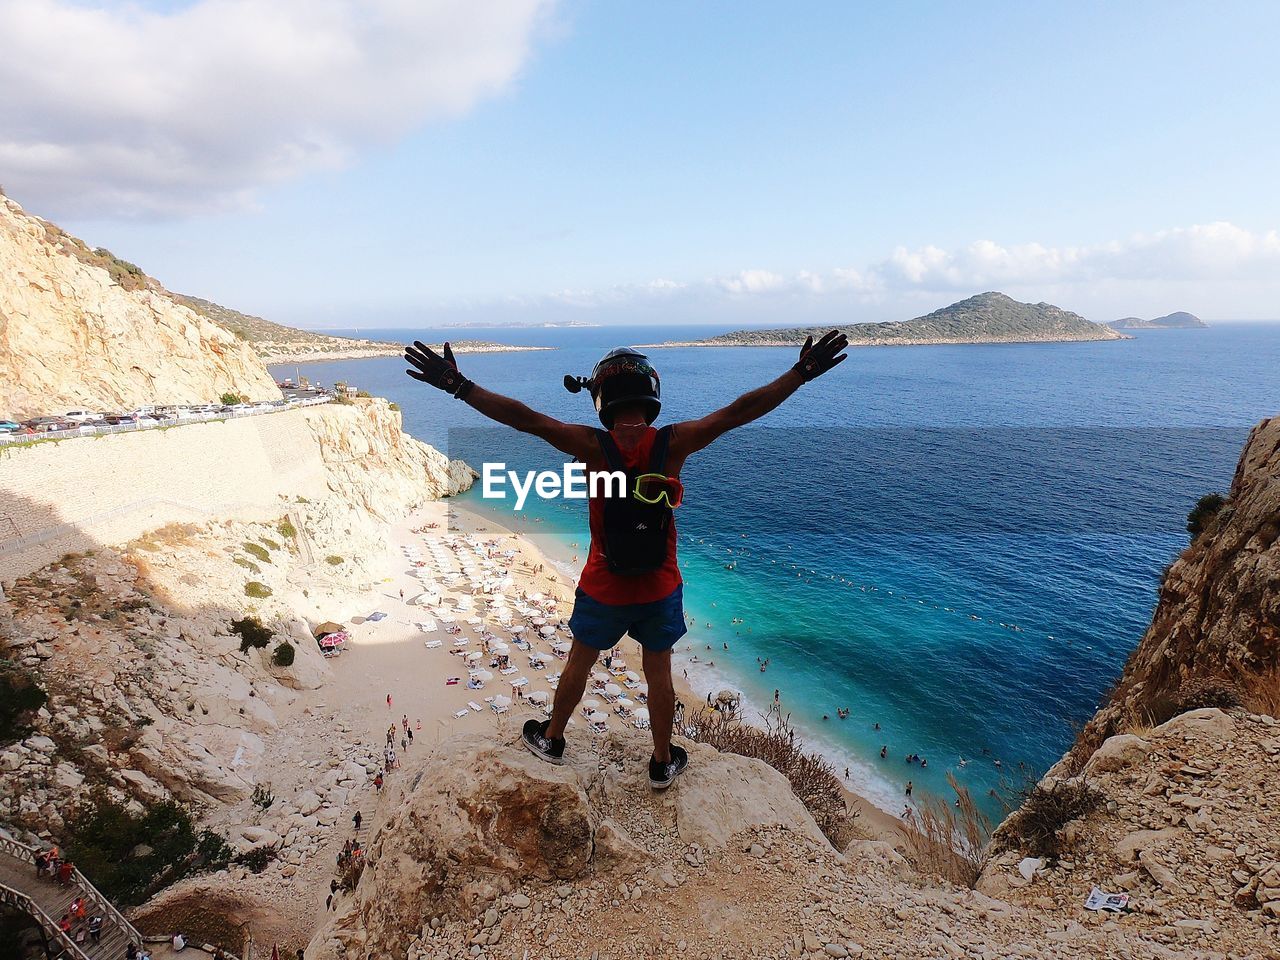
531, 616, 547, 626
491, 642, 509, 652
509, 625, 526, 634
314, 621, 344, 637
587, 711, 609, 724
494, 695, 512, 708
582, 698, 600, 710
616, 697, 634, 710
527, 690, 549, 705
465, 651, 483, 662
551, 641, 570, 653
636, 683, 649, 695
539, 625, 556, 637
591, 670, 608, 683
624, 670, 641, 683
604, 683, 623, 697
472, 669, 494, 682
634, 707, 650, 722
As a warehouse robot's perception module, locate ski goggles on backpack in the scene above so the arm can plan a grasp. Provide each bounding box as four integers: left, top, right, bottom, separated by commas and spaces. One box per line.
632, 473, 684, 508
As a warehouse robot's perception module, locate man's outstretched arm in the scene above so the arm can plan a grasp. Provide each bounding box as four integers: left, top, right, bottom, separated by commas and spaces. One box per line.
404, 341, 595, 459
671, 329, 848, 458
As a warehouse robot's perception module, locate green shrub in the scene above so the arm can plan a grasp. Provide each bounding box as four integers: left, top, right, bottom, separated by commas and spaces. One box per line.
251, 783, 275, 810
64, 789, 222, 906
325, 555, 344, 566
244, 582, 272, 599
235, 844, 278, 874
387, 402, 400, 412
1173, 675, 1242, 714
242, 542, 270, 563
1187, 492, 1227, 539
355, 390, 372, 398
272, 642, 295, 667
277, 518, 297, 538
0, 663, 48, 746
230, 616, 272, 652
232, 556, 260, 574
996, 778, 1101, 861
220, 392, 242, 406
259, 537, 281, 551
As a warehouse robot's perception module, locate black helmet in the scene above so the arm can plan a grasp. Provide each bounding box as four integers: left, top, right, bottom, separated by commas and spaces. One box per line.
588, 347, 661, 428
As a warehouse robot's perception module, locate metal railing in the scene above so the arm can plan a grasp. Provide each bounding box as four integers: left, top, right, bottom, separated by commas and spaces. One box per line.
0, 396, 333, 447
0, 834, 144, 955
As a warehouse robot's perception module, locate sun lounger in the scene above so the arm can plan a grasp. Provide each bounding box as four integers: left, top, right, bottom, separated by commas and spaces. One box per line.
453, 709, 469, 719
424, 639, 443, 649
468, 701, 483, 712
446, 677, 460, 685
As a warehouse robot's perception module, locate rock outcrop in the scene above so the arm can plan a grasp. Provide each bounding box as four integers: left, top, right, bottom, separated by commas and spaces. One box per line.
1074, 415, 1280, 759
0, 193, 280, 419
980, 707, 1280, 955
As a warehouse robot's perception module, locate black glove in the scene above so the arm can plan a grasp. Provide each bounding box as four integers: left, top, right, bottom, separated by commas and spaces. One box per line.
792, 330, 849, 382
405, 341, 473, 400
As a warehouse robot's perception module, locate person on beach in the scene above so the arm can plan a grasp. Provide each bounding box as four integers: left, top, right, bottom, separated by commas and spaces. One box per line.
405, 333, 848, 789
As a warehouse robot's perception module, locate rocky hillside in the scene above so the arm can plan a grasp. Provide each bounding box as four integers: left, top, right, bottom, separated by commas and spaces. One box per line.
661, 292, 1125, 348
173, 295, 408, 364
1069, 415, 1280, 763
0, 397, 471, 827
0, 194, 280, 419
1110, 312, 1208, 330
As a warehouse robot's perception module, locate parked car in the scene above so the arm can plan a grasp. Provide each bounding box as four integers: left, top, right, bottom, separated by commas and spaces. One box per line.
24, 417, 73, 433
63, 409, 104, 423
0, 420, 21, 433
129, 405, 158, 417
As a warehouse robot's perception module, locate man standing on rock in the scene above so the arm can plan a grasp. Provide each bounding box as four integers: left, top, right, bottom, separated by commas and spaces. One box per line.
405, 333, 848, 788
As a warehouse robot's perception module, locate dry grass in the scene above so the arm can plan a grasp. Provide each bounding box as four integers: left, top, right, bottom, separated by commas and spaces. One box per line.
903, 773, 992, 887
1240, 667, 1280, 719
676, 704, 861, 847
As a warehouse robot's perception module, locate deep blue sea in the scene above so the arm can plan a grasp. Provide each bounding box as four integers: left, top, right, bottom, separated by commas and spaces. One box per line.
274, 323, 1280, 819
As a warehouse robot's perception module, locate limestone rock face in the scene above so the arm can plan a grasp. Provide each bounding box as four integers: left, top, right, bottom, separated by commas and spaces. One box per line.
0, 194, 280, 418
314, 732, 828, 956
1074, 415, 1280, 758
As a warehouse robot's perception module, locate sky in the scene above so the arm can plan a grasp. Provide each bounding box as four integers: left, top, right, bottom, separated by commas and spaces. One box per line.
2, 0, 1280, 327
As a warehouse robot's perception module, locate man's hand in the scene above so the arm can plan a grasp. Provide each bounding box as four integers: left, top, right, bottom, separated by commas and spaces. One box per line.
792, 330, 849, 382
405, 341, 473, 399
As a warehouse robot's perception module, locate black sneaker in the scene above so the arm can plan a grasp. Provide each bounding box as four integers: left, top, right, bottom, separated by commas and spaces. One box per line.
522, 718, 565, 765
648, 744, 689, 790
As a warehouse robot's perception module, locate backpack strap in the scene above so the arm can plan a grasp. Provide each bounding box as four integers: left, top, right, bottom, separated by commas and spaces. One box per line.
648, 426, 672, 473
596, 429, 626, 472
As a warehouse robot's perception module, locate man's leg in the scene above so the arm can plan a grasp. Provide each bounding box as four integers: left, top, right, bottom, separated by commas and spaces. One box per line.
546, 640, 600, 739
642, 647, 675, 763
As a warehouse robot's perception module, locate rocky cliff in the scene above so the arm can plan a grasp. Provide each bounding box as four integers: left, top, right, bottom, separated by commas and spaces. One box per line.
0, 193, 280, 419
1071, 415, 1280, 761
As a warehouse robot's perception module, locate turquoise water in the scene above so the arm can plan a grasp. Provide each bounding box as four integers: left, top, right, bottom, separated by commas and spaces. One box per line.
275, 322, 1280, 818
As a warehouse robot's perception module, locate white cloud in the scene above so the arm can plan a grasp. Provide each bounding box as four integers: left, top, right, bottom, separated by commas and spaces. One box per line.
0, 0, 554, 217
479, 222, 1280, 323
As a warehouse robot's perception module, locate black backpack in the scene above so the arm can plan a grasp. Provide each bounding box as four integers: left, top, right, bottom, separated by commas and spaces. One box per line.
595, 426, 673, 576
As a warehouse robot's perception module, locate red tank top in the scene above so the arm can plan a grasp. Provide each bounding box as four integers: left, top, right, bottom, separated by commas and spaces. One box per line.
578, 425, 682, 605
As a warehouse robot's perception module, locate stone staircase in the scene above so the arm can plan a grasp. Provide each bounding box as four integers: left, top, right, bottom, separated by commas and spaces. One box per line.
0, 834, 143, 960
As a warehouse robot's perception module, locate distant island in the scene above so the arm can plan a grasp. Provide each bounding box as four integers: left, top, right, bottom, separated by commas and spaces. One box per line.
441, 320, 601, 329
1108, 311, 1207, 330
644, 292, 1126, 349
176, 296, 546, 362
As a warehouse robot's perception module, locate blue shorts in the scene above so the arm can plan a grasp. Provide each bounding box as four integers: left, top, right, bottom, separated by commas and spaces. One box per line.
569, 585, 687, 653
